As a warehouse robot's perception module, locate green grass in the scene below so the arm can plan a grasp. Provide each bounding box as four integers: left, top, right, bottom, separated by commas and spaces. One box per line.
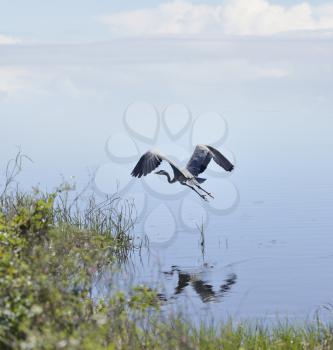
1, 154, 333, 349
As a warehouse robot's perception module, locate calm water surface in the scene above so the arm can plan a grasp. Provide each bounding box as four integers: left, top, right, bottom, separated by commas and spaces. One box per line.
96, 177, 333, 323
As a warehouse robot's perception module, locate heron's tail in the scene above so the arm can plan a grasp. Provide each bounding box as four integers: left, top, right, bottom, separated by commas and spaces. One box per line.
195, 177, 206, 184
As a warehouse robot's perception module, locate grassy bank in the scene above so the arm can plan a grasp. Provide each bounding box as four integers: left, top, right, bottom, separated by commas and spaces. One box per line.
1, 158, 333, 349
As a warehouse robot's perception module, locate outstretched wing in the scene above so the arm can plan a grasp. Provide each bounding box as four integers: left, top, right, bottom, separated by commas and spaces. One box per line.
186, 145, 212, 176
207, 145, 234, 172
186, 145, 234, 176
131, 150, 183, 178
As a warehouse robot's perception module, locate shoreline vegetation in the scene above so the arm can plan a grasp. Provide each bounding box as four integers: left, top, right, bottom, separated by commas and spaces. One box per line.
1, 154, 333, 349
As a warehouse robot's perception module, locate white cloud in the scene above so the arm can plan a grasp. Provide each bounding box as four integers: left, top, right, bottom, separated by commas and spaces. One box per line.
0, 34, 20, 45
99, 0, 333, 36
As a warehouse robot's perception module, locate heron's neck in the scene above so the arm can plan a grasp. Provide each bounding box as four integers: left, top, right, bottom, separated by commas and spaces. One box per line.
162, 171, 177, 183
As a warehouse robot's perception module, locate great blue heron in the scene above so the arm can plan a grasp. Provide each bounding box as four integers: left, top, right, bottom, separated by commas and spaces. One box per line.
131, 144, 234, 201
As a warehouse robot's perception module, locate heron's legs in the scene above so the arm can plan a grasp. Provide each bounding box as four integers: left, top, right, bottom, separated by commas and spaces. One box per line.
183, 183, 208, 201
194, 184, 214, 199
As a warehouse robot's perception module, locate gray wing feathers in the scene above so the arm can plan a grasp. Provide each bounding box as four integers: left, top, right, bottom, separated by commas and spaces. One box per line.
207, 145, 234, 172
131, 150, 183, 178
186, 145, 212, 176
131, 151, 162, 178
186, 145, 233, 176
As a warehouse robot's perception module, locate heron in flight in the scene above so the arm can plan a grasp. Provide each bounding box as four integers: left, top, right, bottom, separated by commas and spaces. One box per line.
131, 144, 234, 201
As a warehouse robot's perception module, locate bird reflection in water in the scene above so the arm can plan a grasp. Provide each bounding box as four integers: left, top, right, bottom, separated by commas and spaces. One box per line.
159, 266, 237, 303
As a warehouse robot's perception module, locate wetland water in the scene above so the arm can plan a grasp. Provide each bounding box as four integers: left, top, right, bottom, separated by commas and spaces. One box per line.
94, 177, 333, 323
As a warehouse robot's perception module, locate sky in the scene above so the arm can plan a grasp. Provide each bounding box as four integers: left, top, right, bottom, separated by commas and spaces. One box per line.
1, 0, 333, 195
